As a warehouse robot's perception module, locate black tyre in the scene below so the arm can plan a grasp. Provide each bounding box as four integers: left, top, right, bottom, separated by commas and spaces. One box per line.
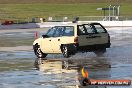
34, 45, 47, 58
62, 61, 69, 69
62, 45, 70, 58
94, 48, 106, 56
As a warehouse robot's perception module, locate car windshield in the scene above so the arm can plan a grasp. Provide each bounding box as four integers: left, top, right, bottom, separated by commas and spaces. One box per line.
46, 27, 56, 37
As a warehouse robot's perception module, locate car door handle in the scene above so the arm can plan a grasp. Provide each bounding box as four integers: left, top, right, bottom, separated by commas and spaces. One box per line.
86, 36, 101, 38
86, 36, 96, 38
58, 39, 60, 41
49, 40, 51, 41
95, 36, 101, 38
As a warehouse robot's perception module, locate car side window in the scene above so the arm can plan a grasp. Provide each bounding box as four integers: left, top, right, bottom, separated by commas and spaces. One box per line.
92, 24, 106, 33
77, 25, 86, 35
84, 24, 96, 34
54, 27, 64, 37
46, 27, 56, 37
63, 26, 74, 36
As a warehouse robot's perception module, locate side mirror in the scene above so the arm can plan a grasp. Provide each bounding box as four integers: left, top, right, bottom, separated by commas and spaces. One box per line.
42, 35, 48, 38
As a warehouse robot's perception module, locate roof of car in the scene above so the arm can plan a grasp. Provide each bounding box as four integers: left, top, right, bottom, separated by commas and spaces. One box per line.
54, 22, 99, 26
48, 22, 101, 28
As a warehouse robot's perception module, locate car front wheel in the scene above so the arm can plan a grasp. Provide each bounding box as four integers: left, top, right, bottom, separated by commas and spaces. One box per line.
62, 45, 70, 58
34, 45, 47, 58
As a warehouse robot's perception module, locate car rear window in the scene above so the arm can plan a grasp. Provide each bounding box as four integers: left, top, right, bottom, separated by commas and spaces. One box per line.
77, 25, 87, 35
78, 25, 86, 34
77, 25, 96, 35
91, 24, 107, 33
84, 24, 96, 34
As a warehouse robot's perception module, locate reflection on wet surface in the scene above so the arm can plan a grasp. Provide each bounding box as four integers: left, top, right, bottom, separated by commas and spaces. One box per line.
0, 28, 132, 88
34, 58, 111, 88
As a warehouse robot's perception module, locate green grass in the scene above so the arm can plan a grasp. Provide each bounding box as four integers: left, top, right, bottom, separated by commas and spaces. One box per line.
0, 3, 132, 21
0, 0, 132, 4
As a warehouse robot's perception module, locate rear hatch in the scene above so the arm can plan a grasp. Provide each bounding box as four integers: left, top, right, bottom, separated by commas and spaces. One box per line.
77, 23, 109, 46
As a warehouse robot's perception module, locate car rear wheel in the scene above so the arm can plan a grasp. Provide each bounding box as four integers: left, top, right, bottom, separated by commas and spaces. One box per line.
62, 45, 70, 58
34, 45, 47, 58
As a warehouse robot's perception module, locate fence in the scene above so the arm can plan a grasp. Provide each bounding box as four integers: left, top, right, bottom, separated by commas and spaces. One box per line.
0, 16, 132, 25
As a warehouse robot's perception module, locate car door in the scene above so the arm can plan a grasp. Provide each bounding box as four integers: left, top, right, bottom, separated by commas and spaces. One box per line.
50, 26, 64, 53
84, 24, 101, 45
41, 27, 56, 53
78, 24, 98, 46
90, 23, 109, 44
51, 26, 75, 53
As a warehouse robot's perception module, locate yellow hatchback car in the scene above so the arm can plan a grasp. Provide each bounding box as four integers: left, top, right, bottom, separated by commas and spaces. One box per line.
33, 23, 111, 58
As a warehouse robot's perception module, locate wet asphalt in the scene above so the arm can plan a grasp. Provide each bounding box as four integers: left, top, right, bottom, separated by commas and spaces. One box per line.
0, 27, 132, 88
